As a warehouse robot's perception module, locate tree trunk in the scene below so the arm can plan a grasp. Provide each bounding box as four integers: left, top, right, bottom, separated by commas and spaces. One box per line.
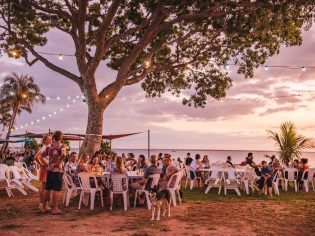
1, 105, 18, 153
79, 101, 105, 156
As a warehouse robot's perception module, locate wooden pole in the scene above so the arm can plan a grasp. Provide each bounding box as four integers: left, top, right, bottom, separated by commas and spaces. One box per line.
148, 130, 150, 158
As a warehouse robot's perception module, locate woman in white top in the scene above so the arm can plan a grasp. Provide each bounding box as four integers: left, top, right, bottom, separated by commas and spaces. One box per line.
190, 154, 203, 179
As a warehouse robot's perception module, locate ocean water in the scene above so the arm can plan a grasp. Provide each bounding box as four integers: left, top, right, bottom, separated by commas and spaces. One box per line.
71, 148, 315, 167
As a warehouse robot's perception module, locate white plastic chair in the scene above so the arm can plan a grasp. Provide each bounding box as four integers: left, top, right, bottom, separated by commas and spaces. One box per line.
166, 172, 182, 206
241, 167, 257, 195
223, 168, 241, 196
187, 166, 202, 190
264, 171, 281, 195
0, 164, 13, 197
284, 168, 298, 192
134, 173, 160, 209
205, 167, 223, 195
63, 173, 81, 207
184, 165, 191, 188
9, 166, 38, 193
110, 174, 129, 211
78, 172, 104, 210
272, 171, 281, 195
302, 168, 315, 192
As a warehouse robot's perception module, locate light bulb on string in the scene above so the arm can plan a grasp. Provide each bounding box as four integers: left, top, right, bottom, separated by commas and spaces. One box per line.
302, 66, 306, 72
30, 122, 34, 125
57, 96, 60, 100
60, 108, 63, 111
42, 117, 46, 120
58, 54, 64, 60
144, 60, 151, 68
264, 66, 269, 71
76, 95, 79, 99
53, 111, 57, 115
67, 96, 71, 99
36, 119, 40, 123
35, 95, 39, 100
66, 104, 70, 108
48, 114, 52, 117
47, 97, 50, 100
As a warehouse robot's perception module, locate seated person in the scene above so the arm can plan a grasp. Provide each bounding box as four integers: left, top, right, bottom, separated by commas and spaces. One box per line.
106, 155, 116, 172
297, 158, 309, 190
190, 154, 203, 179
257, 160, 272, 196
110, 156, 128, 190
159, 155, 179, 190
111, 156, 127, 175
126, 158, 137, 171
130, 155, 160, 205
226, 156, 234, 168
88, 155, 102, 174
291, 159, 299, 169
201, 155, 210, 168
185, 152, 193, 166
136, 154, 148, 171
64, 152, 78, 179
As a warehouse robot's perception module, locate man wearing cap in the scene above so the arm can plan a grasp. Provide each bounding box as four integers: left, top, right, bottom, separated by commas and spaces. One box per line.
130, 154, 160, 205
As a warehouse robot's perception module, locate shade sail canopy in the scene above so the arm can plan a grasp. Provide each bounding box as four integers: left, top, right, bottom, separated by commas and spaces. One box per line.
10, 132, 142, 140
64, 132, 142, 140
0, 138, 32, 144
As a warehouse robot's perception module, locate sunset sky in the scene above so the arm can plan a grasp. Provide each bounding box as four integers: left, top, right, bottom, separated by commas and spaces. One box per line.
1, 26, 315, 151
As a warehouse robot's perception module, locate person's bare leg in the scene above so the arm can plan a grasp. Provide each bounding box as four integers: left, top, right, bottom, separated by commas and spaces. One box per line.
268, 187, 273, 196
52, 191, 59, 210
40, 182, 45, 204
41, 190, 50, 212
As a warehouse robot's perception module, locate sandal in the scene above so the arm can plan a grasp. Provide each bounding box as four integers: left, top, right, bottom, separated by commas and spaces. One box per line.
50, 210, 66, 215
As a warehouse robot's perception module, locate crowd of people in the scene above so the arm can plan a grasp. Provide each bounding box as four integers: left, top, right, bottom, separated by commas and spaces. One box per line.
184, 152, 311, 196
1, 136, 313, 212
1, 131, 182, 214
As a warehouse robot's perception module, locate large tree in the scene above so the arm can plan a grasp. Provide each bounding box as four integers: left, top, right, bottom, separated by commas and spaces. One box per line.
0, 1, 314, 155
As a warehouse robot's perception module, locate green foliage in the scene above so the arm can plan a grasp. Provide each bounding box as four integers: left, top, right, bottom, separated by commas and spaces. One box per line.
100, 140, 111, 155
0, 103, 11, 131
24, 138, 40, 151
0, 73, 45, 115
267, 121, 313, 165
0, 1, 314, 107
61, 139, 71, 154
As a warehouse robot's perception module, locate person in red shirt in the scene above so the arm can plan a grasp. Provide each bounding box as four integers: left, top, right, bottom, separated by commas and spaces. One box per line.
298, 158, 309, 190
40, 131, 66, 215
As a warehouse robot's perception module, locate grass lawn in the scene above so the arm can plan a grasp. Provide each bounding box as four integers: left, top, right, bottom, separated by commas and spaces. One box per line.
0, 181, 314, 236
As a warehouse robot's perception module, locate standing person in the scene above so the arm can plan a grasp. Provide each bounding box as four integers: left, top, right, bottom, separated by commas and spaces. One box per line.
34, 135, 52, 210
40, 131, 67, 215
185, 152, 193, 166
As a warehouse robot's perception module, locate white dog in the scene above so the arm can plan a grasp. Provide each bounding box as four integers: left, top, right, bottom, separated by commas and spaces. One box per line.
149, 187, 171, 221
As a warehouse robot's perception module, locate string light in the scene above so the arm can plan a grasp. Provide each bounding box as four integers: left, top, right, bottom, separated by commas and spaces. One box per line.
2, 102, 77, 135
58, 54, 64, 60
144, 60, 151, 68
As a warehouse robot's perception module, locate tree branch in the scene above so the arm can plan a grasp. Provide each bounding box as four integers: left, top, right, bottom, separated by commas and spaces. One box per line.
88, 0, 122, 75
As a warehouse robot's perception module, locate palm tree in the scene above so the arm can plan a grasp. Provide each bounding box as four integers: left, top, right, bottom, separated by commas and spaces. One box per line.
0, 104, 11, 134
0, 73, 45, 152
267, 121, 313, 165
